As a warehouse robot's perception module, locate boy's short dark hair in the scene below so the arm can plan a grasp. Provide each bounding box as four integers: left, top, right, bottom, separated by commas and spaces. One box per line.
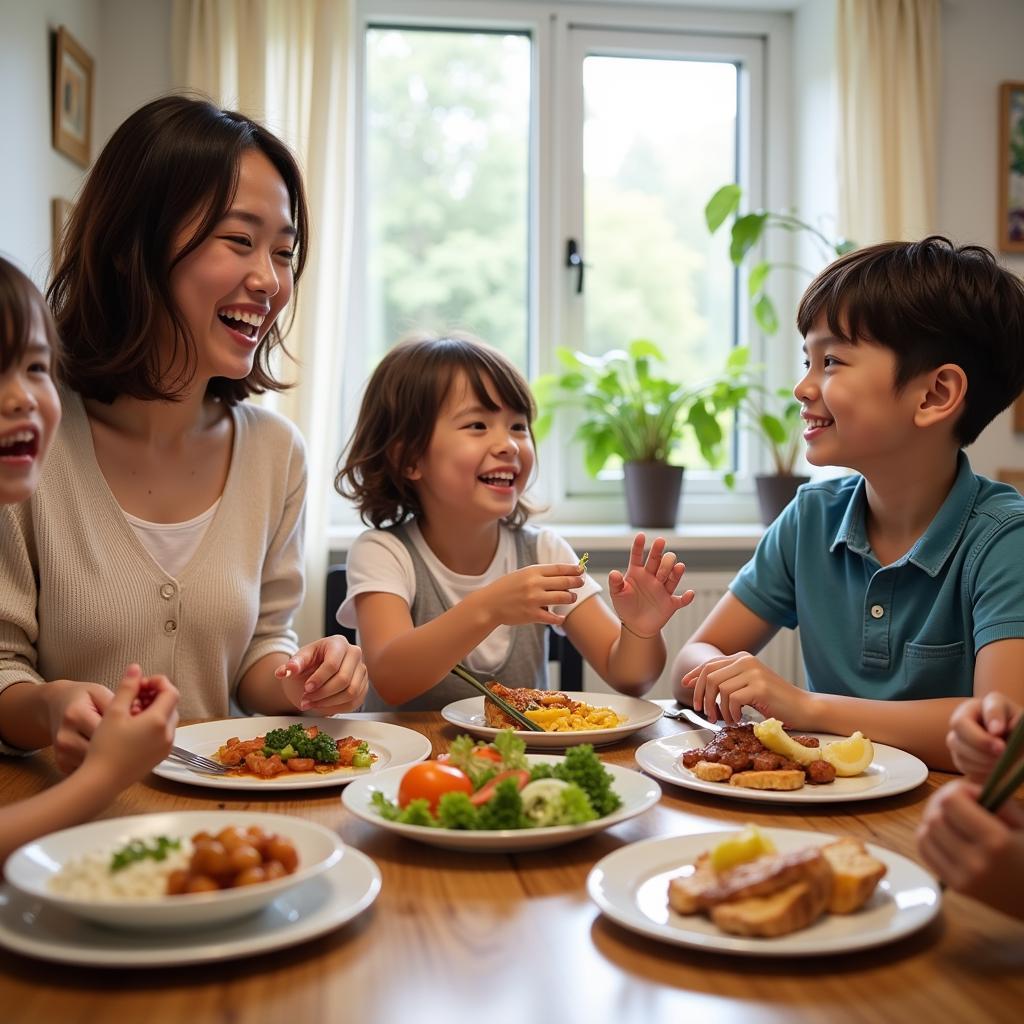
336, 331, 537, 529
47, 94, 309, 406
796, 235, 1024, 445
0, 256, 60, 375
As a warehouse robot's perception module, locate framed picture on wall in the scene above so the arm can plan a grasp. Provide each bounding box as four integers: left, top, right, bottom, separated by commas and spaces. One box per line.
52, 26, 93, 168
999, 82, 1024, 252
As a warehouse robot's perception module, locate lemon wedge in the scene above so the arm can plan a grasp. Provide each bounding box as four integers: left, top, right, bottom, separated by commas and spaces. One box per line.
753, 718, 822, 765
709, 825, 777, 873
821, 732, 874, 776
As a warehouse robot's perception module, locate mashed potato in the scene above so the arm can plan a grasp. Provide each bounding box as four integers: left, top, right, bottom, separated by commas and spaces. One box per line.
524, 704, 625, 731
50, 839, 193, 901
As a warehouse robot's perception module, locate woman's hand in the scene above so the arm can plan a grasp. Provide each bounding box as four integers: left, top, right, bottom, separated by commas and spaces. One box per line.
475, 563, 585, 628
45, 680, 117, 774
85, 665, 179, 785
946, 693, 1023, 782
276, 636, 369, 715
680, 651, 812, 726
917, 779, 1024, 920
608, 534, 694, 638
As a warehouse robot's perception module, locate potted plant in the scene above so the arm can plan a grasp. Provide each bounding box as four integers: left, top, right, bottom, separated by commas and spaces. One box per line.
705, 184, 857, 523
533, 340, 740, 528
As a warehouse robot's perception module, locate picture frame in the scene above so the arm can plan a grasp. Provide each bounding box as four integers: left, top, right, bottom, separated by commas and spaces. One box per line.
52, 26, 93, 168
51, 198, 73, 258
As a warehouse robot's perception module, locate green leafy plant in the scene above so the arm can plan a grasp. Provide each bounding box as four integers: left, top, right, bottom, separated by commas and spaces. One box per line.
532, 340, 743, 476
705, 184, 856, 475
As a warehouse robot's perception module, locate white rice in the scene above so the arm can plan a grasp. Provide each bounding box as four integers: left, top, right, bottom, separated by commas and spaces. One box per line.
49, 838, 194, 901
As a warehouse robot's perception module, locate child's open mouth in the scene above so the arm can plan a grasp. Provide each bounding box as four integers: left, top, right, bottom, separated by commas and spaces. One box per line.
217, 307, 266, 341
0, 428, 39, 462
478, 471, 516, 489
802, 415, 834, 439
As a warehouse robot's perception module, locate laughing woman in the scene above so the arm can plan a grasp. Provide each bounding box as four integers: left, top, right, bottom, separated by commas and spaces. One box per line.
0, 96, 367, 769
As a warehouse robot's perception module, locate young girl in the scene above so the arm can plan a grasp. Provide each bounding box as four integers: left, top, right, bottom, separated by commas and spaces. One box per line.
335, 332, 694, 710
0, 255, 178, 868
0, 96, 366, 763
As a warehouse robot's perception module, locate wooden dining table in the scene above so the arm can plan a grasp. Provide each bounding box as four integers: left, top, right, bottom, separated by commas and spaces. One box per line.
1, 706, 1022, 1024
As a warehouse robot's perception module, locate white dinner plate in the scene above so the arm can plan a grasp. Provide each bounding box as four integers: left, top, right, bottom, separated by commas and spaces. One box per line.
5, 811, 342, 930
0, 848, 381, 967
587, 827, 941, 956
342, 753, 661, 851
440, 692, 663, 748
634, 729, 928, 803
153, 717, 432, 790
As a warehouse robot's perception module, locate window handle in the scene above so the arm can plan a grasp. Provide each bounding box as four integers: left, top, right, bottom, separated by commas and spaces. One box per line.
566, 238, 585, 294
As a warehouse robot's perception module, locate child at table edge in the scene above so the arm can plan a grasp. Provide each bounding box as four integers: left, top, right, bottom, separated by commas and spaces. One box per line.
671, 236, 1024, 770
0, 255, 178, 871
334, 331, 695, 711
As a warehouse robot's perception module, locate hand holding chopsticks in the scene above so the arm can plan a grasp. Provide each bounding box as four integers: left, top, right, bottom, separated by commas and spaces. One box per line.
451, 664, 544, 732
978, 712, 1024, 812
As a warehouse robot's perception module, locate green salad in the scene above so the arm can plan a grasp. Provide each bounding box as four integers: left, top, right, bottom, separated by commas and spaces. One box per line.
372, 730, 622, 830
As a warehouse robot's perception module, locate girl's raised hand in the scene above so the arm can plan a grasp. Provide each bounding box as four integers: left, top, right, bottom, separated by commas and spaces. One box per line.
608, 533, 695, 639
276, 636, 369, 715
476, 563, 585, 628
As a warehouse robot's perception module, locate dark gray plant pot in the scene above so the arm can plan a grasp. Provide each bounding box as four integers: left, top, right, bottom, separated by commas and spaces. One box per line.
755, 474, 810, 525
623, 462, 684, 528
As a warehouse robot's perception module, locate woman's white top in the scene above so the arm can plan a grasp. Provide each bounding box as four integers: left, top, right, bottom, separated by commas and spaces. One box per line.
123, 499, 221, 579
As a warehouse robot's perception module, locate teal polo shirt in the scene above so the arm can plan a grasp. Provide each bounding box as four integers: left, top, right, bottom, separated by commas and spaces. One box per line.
730, 453, 1024, 700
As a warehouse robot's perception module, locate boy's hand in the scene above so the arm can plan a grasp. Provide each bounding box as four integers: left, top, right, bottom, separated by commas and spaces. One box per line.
276, 636, 369, 715
680, 651, 810, 726
85, 665, 179, 785
45, 680, 116, 775
478, 563, 585, 628
608, 534, 694, 639
947, 693, 1023, 782
917, 780, 1024, 919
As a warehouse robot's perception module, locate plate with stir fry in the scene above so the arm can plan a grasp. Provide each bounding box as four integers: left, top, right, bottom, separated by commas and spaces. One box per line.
153, 717, 432, 791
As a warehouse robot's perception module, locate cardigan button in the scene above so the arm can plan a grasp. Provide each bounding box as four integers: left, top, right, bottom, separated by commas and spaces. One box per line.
160, 583, 176, 599
164, 619, 178, 635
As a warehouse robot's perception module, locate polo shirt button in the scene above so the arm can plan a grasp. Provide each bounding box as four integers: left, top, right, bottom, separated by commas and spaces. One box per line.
870, 604, 885, 619
160, 583, 176, 599
164, 619, 178, 635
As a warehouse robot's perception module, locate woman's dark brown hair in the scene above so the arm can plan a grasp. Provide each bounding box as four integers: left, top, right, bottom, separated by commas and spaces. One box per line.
47, 94, 309, 405
0, 256, 60, 375
336, 332, 537, 528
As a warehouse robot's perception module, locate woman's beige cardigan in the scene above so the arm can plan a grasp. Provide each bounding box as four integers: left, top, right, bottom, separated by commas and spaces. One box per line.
0, 391, 306, 729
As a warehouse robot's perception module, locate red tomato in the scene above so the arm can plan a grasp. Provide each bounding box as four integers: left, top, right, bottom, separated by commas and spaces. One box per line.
398, 762, 473, 811
469, 769, 530, 807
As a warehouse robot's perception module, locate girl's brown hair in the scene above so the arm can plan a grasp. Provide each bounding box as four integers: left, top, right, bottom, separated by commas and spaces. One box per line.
47, 94, 309, 405
0, 256, 60, 375
336, 332, 537, 528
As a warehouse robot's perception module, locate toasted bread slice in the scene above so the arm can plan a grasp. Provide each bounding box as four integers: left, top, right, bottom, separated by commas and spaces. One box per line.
710, 875, 830, 937
698, 846, 832, 908
667, 854, 718, 915
729, 769, 805, 791
821, 838, 887, 913
692, 760, 733, 782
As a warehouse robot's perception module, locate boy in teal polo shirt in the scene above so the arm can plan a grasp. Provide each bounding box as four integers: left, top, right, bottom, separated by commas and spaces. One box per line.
671, 236, 1024, 769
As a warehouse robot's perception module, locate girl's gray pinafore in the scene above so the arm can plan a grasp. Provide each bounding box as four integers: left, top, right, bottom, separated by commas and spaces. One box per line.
361, 524, 549, 711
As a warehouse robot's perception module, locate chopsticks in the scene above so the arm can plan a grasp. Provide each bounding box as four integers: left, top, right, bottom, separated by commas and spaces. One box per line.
451, 664, 544, 732
978, 714, 1024, 812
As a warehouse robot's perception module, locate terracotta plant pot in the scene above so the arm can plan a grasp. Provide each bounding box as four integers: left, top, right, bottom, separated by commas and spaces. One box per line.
755, 473, 810, 525
623, 462, 684, 528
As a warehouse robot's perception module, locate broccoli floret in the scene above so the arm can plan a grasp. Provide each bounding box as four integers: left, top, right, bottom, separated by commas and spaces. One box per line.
477, 777, 528, 830
371, 791, 438, 827
528, 762, 557, 782
436, 792, 480, 829
554, 783, 598, 825
264, 724, 306, 751
550, 744, 622, 817
293, 730, 340, 764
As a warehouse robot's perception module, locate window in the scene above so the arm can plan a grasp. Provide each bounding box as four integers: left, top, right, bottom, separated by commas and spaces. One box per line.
337, 1, 789, 529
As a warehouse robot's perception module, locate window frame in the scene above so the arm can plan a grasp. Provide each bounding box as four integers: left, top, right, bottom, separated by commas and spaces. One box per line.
338, 0, 795, 530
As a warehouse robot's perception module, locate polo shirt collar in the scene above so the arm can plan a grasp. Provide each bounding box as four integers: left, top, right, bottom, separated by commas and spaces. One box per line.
828, 452, 979, 576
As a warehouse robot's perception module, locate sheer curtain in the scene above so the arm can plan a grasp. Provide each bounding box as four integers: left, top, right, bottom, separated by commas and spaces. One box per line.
837, 0, 941, 243
171, 0, 354, 643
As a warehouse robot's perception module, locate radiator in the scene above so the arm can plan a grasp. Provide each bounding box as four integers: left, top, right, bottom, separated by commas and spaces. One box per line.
565, 571, 804, 700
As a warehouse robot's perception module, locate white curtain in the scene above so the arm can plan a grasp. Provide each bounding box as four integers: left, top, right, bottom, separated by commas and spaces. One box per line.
837, 0, 941, 243
171, 0, 354, 643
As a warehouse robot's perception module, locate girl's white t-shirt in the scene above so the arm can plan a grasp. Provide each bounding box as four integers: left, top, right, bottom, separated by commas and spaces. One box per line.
123, 499, 221, 579
339, 521, 602, 677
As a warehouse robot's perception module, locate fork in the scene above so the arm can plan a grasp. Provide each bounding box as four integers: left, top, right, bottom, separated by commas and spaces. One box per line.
168, 745, 231, 774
